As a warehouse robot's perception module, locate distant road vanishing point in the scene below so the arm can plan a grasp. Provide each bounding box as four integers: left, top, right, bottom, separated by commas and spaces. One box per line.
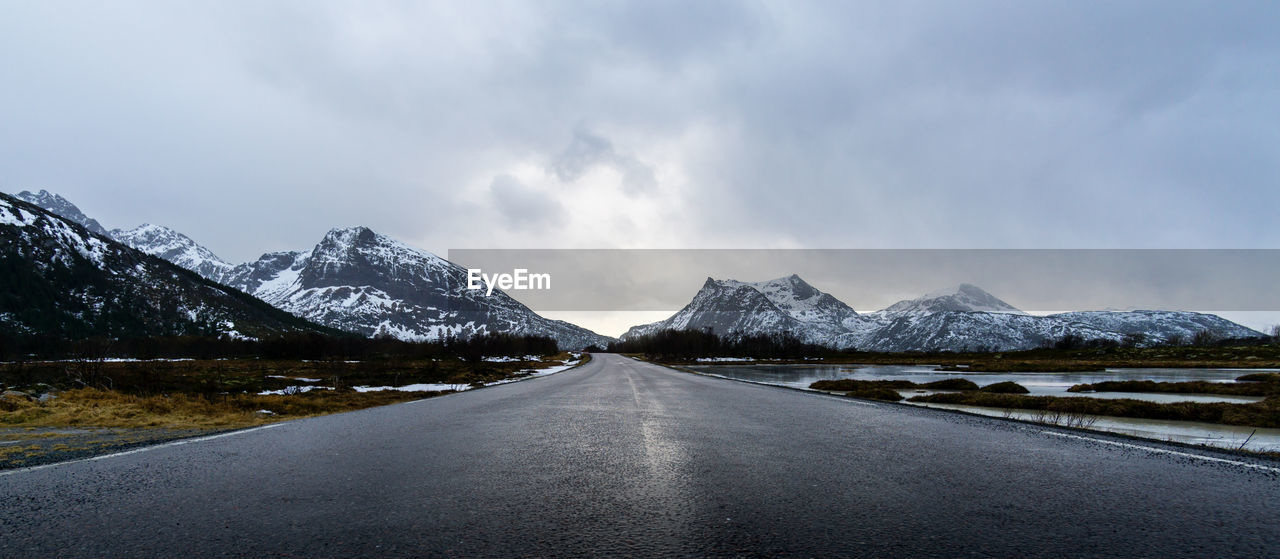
2, 354, 1277, 557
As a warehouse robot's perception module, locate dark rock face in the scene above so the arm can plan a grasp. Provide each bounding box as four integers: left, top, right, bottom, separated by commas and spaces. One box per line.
221, 227, 613, 350
0, 193, 329, 340
623, 276, 860, 344
108, 224, 234, 281
14, 190, 109, 236
13, 189, 612, 350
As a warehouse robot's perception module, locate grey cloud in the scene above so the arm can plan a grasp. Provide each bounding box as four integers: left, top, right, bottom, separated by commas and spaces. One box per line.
0, 1, 1277, 262
550, 128, 657, 195
488, 174, 564, 232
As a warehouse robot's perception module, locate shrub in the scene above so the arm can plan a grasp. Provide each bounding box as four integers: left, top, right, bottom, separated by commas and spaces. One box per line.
980, 381, 1030, 394
1237, 373, 1280, 382
810, 379, 915, 391
1192, 329, 1222, 347
1069, 380, 1276, 396
845, 387, 904, 402
908, 392, 1280, 429
922, 378, 980, 390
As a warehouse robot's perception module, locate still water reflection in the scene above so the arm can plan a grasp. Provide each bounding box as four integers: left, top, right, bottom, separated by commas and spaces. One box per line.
685, 363, 1280, 452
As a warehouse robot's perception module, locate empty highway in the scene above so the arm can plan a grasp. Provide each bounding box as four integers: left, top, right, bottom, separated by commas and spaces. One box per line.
2, 353, 1277, 557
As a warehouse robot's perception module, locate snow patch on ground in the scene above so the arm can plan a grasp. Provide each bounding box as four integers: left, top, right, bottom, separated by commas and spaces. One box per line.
352, 383, 469, 393
482, 355, 541, 362
257, 385, 332, 395
351, 358, 584, 393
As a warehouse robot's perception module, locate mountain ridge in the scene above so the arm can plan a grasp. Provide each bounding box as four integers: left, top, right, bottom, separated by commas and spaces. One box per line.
0, 192, 336, 340
624, 275, 1264, 351
12, 190, 613, 349
879, 283, 1027, 315
14, 189, 1263, 352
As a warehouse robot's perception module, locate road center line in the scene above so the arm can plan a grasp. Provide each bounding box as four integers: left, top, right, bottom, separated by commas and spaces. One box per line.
0, 423, 287, 478
1040, 430, 1280, 474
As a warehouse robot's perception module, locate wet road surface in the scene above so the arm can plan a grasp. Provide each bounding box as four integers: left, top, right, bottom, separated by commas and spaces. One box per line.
2, 353, 1277, 557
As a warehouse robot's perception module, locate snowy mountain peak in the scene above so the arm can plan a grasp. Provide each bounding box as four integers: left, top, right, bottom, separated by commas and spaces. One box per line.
7, 191, 609, 348
624, 274, 1262, 352
922, 283, 981, 298
704, 275, 858, 321
13, 189, 110, 236
10, 189, 235, 282
881, 283, 1025, 315
307, 226, 448, 278
1, 192, 328, 339
109, 223, 233, 280
220, 225, 610, 349
319, 226, 377, 247
625, 274, 861, 342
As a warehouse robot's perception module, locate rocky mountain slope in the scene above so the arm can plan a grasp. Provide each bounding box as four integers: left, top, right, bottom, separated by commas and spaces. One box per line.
17, 189, 1256, 352
623, 275, 859, 344
12, 190, 611, 349
109, 223, 235, 281
219, 227, 612, 349
880, 283, 1026, 314
0, 193, 333, 340
1046, 310, 1260, 345
13, 190, 109, 236
624, 276, 1265, 352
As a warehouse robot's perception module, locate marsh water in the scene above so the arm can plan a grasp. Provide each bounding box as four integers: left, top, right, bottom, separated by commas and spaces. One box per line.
686, 363, 1280, 452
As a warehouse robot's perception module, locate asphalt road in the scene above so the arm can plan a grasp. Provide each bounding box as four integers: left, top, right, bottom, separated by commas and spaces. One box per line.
2, 354, 1277, 557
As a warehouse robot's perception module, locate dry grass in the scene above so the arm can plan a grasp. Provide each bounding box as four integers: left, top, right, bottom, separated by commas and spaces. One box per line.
0, 388, 436, 429
0, 443, 43, 462
0, 352, 581, 395
0, 353, 586, 431
1068, 379, 1280, 396
909, 392, 1280, 429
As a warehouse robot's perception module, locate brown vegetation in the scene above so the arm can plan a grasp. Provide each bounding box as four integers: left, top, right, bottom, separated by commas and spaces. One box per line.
1, 388, 431, 429
0, 353, 585, 430
909, 392, 1280, 429
1068, 379, 1280, 397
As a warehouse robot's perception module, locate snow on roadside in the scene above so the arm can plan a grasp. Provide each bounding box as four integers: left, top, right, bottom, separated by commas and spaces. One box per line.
0, 357, 198, 364
482, 355, 540, 362
352, 383, 468, 393
483, 362, 577, 386
695, 357, 757, 363
352, 358, 584, 393
257, 385, 332, 395
266, 375, 322, 382
252, 356, 587, 395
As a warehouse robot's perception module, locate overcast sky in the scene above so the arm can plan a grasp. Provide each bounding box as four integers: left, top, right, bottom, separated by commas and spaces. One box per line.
3, 2, 1278, 334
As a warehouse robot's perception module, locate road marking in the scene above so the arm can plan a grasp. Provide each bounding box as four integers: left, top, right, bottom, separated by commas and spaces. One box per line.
0, 423, 286, 478
1041, 431, 1280, 474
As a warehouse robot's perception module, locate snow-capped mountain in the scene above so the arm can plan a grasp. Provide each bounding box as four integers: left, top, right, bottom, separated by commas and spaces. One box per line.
880, 283, 1026, 315
220, 227, 613, 349
845, 311, 1119, 352
109, 223, 234, 281
0, 193, 332, 339
14, 190, 109, 236
12, 189, 612, 349
16, 190, 233, 282
623, 275, 861, 345
623, 276, 1266, 352
1047, 310, 1261, 344
745, 274, 862, 329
